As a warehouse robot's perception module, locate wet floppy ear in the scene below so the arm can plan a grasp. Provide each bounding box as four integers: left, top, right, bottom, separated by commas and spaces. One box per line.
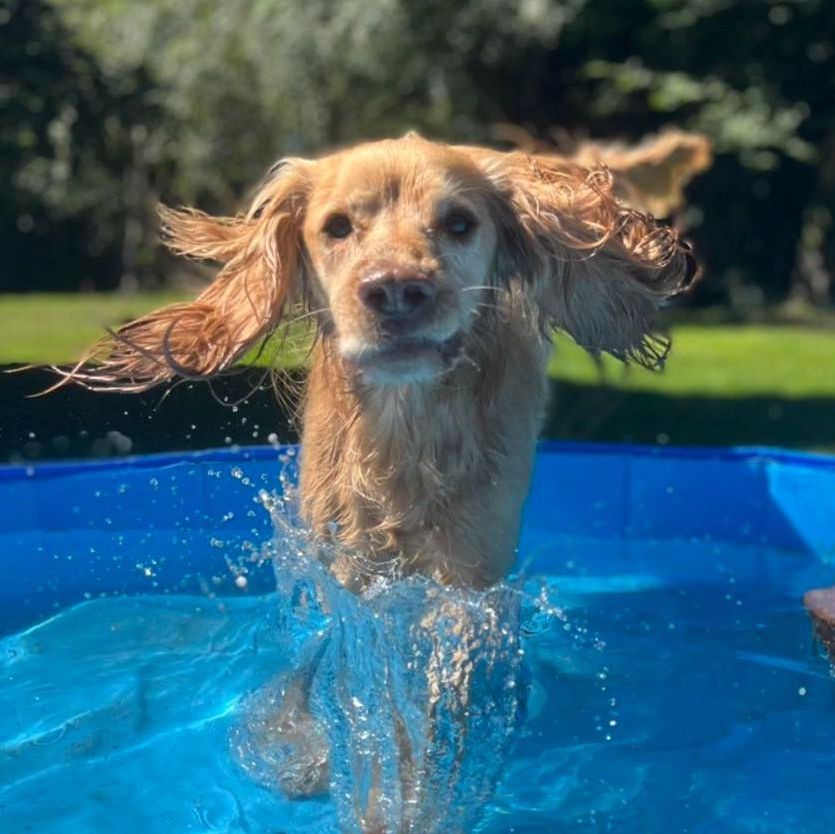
478, 150, 699, 369
65, 160, 312, 391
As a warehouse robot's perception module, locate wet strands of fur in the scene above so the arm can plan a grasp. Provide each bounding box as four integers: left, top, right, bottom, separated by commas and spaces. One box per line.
61, 133, 699, 589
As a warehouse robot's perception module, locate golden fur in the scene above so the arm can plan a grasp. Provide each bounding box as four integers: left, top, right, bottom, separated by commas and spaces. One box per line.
66, 133, 698, 589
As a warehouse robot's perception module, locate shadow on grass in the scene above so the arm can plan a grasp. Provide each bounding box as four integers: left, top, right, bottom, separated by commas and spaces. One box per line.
545, 380, 835, 452
0, 366, 302, 463
2, 367, 834, 463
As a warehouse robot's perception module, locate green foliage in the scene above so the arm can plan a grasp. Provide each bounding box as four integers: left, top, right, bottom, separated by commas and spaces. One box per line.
0, 0, 160, 290
2, 0, 834, 305
50, 0, 585, 201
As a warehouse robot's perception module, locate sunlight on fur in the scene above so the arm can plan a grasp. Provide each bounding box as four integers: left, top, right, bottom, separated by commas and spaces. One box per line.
63, 131, 698, 588
62, 132, 700, 833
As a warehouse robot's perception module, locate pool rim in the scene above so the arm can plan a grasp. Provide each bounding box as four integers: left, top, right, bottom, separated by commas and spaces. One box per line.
1, 439, 834, 481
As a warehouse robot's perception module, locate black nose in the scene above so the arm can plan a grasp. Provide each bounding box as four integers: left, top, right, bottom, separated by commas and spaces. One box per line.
358, 271, 438, 320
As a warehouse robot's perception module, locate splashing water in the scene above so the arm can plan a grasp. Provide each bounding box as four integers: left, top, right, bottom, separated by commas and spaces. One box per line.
230, 457, 553, 834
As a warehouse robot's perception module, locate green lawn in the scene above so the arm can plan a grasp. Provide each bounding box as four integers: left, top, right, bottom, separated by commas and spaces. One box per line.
0, 292, 188, 366
548, 324, 835, 398
3, 292, 834, 452
3, 292, 834, 400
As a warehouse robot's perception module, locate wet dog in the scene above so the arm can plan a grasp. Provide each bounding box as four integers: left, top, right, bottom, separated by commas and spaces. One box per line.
66, 132, 698, 591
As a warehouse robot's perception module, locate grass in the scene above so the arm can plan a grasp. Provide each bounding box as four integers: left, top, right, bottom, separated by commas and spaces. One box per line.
0, 292, 187, 366
548, 324, 835, 399
3, 292, 834, 401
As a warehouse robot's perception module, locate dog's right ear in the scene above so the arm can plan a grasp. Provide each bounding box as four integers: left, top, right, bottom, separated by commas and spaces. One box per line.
65, 159, 313, 391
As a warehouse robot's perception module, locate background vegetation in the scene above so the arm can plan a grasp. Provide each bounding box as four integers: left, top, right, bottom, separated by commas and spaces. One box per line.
2, 0, 834, 459
5, 0, 835, 306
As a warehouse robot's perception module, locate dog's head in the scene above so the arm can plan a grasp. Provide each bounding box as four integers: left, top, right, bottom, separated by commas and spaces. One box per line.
298, 136, 527, 384
70, 133, 698, 390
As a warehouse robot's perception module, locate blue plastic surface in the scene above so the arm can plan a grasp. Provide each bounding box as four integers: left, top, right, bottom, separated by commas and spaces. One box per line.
3, 443, 835, 834
1, 442, 834, 633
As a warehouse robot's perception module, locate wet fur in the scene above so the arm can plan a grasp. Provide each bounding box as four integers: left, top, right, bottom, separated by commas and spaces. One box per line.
65, 133, 698, 589
301, 289, 547, 590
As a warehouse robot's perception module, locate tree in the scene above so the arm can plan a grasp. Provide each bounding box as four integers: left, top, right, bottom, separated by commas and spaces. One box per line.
0, 0, 159, 291
5, 0, 834, 304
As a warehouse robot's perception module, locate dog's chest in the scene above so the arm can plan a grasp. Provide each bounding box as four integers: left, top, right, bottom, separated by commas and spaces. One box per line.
300, 320, 550, 588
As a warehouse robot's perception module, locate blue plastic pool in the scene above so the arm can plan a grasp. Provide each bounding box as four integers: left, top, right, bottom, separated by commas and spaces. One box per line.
2, 442, 834, 833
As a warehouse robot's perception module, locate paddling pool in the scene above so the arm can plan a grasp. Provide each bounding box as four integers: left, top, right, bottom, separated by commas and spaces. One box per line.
1, 442, 834, 833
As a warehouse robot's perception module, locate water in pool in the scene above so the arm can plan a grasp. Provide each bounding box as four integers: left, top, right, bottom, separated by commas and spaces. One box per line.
2, 483, 834, 833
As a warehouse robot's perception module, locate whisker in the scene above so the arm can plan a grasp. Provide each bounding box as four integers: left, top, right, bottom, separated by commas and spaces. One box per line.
284, 307, 329, 326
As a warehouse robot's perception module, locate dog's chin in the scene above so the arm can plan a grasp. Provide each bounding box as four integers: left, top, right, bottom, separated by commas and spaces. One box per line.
341, 333, 464, 386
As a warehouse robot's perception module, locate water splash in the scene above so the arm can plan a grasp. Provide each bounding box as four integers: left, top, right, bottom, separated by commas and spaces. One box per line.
231, 456, 558, 833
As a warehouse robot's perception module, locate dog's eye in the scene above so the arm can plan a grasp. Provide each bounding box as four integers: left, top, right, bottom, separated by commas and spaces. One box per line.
443, 210, 477, 239
324, 214, 353, 239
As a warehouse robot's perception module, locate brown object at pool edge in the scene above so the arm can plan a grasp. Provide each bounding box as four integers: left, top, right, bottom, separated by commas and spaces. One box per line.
804, 586, 835, 661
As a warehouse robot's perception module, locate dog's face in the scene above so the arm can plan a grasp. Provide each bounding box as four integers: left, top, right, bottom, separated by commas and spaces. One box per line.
300, 138, 502, 384
69, 133, 698, 393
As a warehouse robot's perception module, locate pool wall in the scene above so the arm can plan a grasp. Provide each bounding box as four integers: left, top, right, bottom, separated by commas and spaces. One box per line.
2, 442, 834, 632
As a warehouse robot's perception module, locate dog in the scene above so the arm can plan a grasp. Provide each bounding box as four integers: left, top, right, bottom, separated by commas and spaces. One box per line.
64, 132, 700, 830
66, 132, 698, 591
494, 125, 713, 218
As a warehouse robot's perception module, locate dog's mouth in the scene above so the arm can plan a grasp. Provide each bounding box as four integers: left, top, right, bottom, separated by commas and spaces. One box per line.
377, 332, 463, 362
341, 332, 465, 383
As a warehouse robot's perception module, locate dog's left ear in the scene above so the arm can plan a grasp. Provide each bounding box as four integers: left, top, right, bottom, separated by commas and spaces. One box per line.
466, 147, 699, 369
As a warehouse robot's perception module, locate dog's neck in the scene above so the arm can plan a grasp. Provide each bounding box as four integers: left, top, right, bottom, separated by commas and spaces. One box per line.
297, 306, 550, 590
